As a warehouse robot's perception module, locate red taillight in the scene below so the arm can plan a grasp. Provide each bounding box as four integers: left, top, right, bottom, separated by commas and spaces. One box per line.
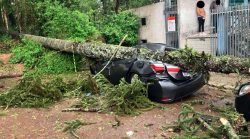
161, 97, 170, 102
150, 64, 165, 73
167, 66, 181, 73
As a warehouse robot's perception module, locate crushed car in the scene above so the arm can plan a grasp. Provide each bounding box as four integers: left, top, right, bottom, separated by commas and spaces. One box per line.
235, 82, 250, 121
90, 43, 205, 103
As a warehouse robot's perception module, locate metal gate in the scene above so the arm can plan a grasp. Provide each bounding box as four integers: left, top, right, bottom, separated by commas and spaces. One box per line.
165, 0, 179, 48
210, 5, 250, 58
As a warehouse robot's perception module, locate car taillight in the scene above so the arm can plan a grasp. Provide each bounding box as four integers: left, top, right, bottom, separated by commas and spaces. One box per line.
167, 66, 181, 73
150, 64, 165, 73
161, 97, 171, 102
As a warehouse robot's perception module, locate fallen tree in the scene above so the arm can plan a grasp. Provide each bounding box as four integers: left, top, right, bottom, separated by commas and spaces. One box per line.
0, 72, 23, 79
22, 34, 250, 76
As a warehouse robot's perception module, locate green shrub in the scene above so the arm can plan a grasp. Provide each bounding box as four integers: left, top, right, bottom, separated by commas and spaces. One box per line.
37, 0, 98, 41
10, 39, 83, 76
100, 11, 140, 46
0, 35, 16, 54
31, 51, 82, 75
10, 39, 44, 68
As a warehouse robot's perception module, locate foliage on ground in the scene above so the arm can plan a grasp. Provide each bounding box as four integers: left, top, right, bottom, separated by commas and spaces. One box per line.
100, 11, 140, 46
10, 39, 84, 76
0, 71, 156, 116
79, 74, 157, 115
0, 76, 79, 108
167, 104, 247, 139
63, 119, 95, 139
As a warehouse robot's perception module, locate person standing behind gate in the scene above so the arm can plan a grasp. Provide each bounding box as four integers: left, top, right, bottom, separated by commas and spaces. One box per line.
196, 1, 206, 33
210, 0, 221, 33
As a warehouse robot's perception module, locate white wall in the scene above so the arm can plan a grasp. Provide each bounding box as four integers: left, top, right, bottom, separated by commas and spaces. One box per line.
178, 0, 214, 48
132, 1, 219, 48
132, 2, 166, 44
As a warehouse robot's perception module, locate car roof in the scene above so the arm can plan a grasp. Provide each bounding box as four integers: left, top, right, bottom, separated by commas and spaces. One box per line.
135, 43, 177, 52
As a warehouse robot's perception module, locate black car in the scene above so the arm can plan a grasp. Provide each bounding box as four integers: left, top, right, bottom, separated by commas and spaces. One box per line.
235, 82, 250, 121
90, 43, 205, 103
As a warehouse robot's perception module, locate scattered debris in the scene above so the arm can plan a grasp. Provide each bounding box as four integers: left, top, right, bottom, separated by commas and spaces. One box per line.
161, 124, 181, 133
62, 107, 99, 112
158, 105, 168, 111
126, 131, 134, 137
0, 112, 7, 117
63, 119, 95, 139
186, 99, 205, 106
77, 74, 157, 115
0, 76, 79, 108
220, 118, 239, 139
144, 123, 154, 128
174, 104, 248, 138
111, 116, 121, 128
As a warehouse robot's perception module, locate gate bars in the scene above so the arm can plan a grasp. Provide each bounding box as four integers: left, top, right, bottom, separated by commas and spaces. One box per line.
210, 5, 250, 58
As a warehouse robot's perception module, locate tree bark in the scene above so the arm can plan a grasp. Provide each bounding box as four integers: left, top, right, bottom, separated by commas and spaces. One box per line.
22, 34, 250, 75
115, 0, 120, 13
1, 6, 9, 31
220, 118, 240, 139
22, 34, 153, 61
101, 0, 108, 14
14, 0, 22, 33
0, 72, 23, 79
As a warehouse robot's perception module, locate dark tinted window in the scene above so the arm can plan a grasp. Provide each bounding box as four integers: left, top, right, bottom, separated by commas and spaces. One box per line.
141, 39, 147, 43
141, 18, 146, 26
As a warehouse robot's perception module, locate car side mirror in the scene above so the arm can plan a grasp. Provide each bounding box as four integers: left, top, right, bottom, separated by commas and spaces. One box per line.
237, 82, 250, 96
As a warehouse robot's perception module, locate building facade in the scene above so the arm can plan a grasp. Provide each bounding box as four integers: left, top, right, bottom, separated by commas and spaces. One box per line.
132, 0, 249, 57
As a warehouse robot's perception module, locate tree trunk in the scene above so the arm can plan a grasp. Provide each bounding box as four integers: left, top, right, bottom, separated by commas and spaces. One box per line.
14, 0, 22, 33
22, 34, 250, 75
0, 72, 23, 79
1, 6, 9, 31
101, 0, 108, 14
115, 0, 120, 13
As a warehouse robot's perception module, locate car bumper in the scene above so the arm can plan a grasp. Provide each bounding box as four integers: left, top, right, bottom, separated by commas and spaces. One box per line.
148, 73, 205, 103
235, 94, 250, 121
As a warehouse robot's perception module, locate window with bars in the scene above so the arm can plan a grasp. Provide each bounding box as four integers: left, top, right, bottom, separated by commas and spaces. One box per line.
229, 0, 249, 6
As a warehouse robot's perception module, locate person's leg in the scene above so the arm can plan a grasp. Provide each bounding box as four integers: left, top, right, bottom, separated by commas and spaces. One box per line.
198, 17, 202, 32
212, 15, 217, 33
202, 19, 205, 32
215, 16, 218, 33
